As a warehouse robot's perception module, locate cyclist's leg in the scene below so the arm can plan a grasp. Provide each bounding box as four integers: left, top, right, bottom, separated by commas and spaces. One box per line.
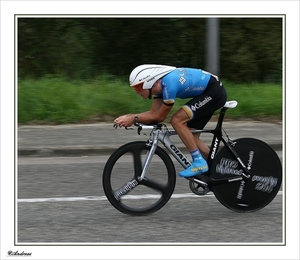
172, 105, 221, 177
171, 78, 225, 153
177, 78, 226, 177
171, 78, 227, 177
192, 132, 210, 159
171, 109, 198, 152
171, 109, 208, 177
188, 111, 218, 159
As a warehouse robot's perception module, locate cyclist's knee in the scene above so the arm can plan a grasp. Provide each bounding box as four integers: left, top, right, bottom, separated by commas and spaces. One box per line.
170, 114, 177, 126
171, 110, 189, 128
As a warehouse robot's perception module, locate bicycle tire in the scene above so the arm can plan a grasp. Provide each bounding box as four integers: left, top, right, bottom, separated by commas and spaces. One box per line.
210, 138, 282, 212
102, 141, 176, 216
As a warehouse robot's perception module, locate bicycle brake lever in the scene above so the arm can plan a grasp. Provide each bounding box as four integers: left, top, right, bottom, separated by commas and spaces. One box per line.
113, 123, 134, 130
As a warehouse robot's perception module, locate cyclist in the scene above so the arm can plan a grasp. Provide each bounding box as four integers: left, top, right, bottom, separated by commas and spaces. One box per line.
114, 64, 227, 178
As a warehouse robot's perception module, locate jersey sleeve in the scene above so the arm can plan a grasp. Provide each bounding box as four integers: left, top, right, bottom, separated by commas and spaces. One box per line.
161, 75, 177, 106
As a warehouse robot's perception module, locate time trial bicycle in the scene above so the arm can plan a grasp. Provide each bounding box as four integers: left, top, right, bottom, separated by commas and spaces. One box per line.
102, 100, 282, 216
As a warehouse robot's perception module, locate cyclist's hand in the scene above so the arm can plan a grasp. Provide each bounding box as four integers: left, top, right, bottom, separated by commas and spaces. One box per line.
114, 114, 134, 128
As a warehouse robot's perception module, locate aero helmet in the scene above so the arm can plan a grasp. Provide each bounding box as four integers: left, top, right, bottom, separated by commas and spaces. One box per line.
129, 64, 176, 90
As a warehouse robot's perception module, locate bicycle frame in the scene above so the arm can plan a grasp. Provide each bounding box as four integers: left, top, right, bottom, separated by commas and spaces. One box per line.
105, 100, 282, 215
137, 103, 251, 186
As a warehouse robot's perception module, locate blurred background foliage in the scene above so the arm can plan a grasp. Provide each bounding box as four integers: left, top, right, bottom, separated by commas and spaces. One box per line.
18, 17, 282, 83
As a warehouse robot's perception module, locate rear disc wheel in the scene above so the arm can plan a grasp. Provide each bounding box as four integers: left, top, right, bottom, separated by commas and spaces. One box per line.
210, 138, 282, 212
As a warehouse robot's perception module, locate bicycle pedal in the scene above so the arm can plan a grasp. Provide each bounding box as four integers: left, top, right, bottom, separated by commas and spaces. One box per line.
194, 174, 210, 184
189, 177, 208, 187
189, 178, 210, 195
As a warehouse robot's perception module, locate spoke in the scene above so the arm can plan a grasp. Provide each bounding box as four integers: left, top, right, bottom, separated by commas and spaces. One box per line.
113, 179, 139, 201
132, 149, 143, 178
139, 178, 167, 193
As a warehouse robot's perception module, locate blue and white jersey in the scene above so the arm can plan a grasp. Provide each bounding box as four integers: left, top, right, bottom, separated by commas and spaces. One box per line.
156, 68, 213, 105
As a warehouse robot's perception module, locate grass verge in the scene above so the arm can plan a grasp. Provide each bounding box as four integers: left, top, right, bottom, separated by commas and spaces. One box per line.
18, 76, 283, 125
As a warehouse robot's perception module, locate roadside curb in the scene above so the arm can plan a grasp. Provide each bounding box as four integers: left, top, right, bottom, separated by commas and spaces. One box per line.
18, 143, 282, 157
18, 147, 117, 157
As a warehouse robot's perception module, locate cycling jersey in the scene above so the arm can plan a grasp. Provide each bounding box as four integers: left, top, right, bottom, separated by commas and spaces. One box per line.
155, 68, 213, 105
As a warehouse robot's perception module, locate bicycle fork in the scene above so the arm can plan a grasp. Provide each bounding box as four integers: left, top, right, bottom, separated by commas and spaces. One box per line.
138, 130, 160, 181
113, 131, 162, 201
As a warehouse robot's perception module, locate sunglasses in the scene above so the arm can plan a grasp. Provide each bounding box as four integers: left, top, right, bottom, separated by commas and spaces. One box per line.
131, 82, 144, 91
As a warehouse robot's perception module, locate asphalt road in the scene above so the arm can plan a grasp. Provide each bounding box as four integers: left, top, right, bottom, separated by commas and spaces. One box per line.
17, 154, 283, 245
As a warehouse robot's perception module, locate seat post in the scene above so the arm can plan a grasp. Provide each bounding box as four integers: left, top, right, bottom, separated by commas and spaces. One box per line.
215, 106, 228, 130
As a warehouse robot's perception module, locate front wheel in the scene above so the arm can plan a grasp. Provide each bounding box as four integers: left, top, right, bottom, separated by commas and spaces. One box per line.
210, 138, 282, 212
102, 141, 176, 216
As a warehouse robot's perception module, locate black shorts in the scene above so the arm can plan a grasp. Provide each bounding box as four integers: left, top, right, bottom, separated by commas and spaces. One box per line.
182, 76, 227, 130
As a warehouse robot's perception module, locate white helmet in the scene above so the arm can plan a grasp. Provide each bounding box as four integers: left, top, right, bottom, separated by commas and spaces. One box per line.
129, 64, 176, 89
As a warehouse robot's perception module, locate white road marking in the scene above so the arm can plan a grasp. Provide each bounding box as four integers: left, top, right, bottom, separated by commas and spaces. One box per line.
17, 191, 282, 203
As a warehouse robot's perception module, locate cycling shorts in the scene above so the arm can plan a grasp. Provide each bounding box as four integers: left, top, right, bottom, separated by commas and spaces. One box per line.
182, 76, 227, 130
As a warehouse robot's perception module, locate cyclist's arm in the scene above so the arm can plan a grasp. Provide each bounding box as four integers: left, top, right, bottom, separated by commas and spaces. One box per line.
114, 98, 173, 127
137, 98, 173, 124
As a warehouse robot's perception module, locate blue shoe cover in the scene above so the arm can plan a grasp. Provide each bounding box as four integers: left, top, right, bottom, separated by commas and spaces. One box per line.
179, 159, 208, 177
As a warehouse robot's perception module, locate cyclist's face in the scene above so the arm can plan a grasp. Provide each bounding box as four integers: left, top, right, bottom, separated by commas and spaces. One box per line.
132, 80, 162, 99
134, 88, 149, 99
131, 82, 147, 98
